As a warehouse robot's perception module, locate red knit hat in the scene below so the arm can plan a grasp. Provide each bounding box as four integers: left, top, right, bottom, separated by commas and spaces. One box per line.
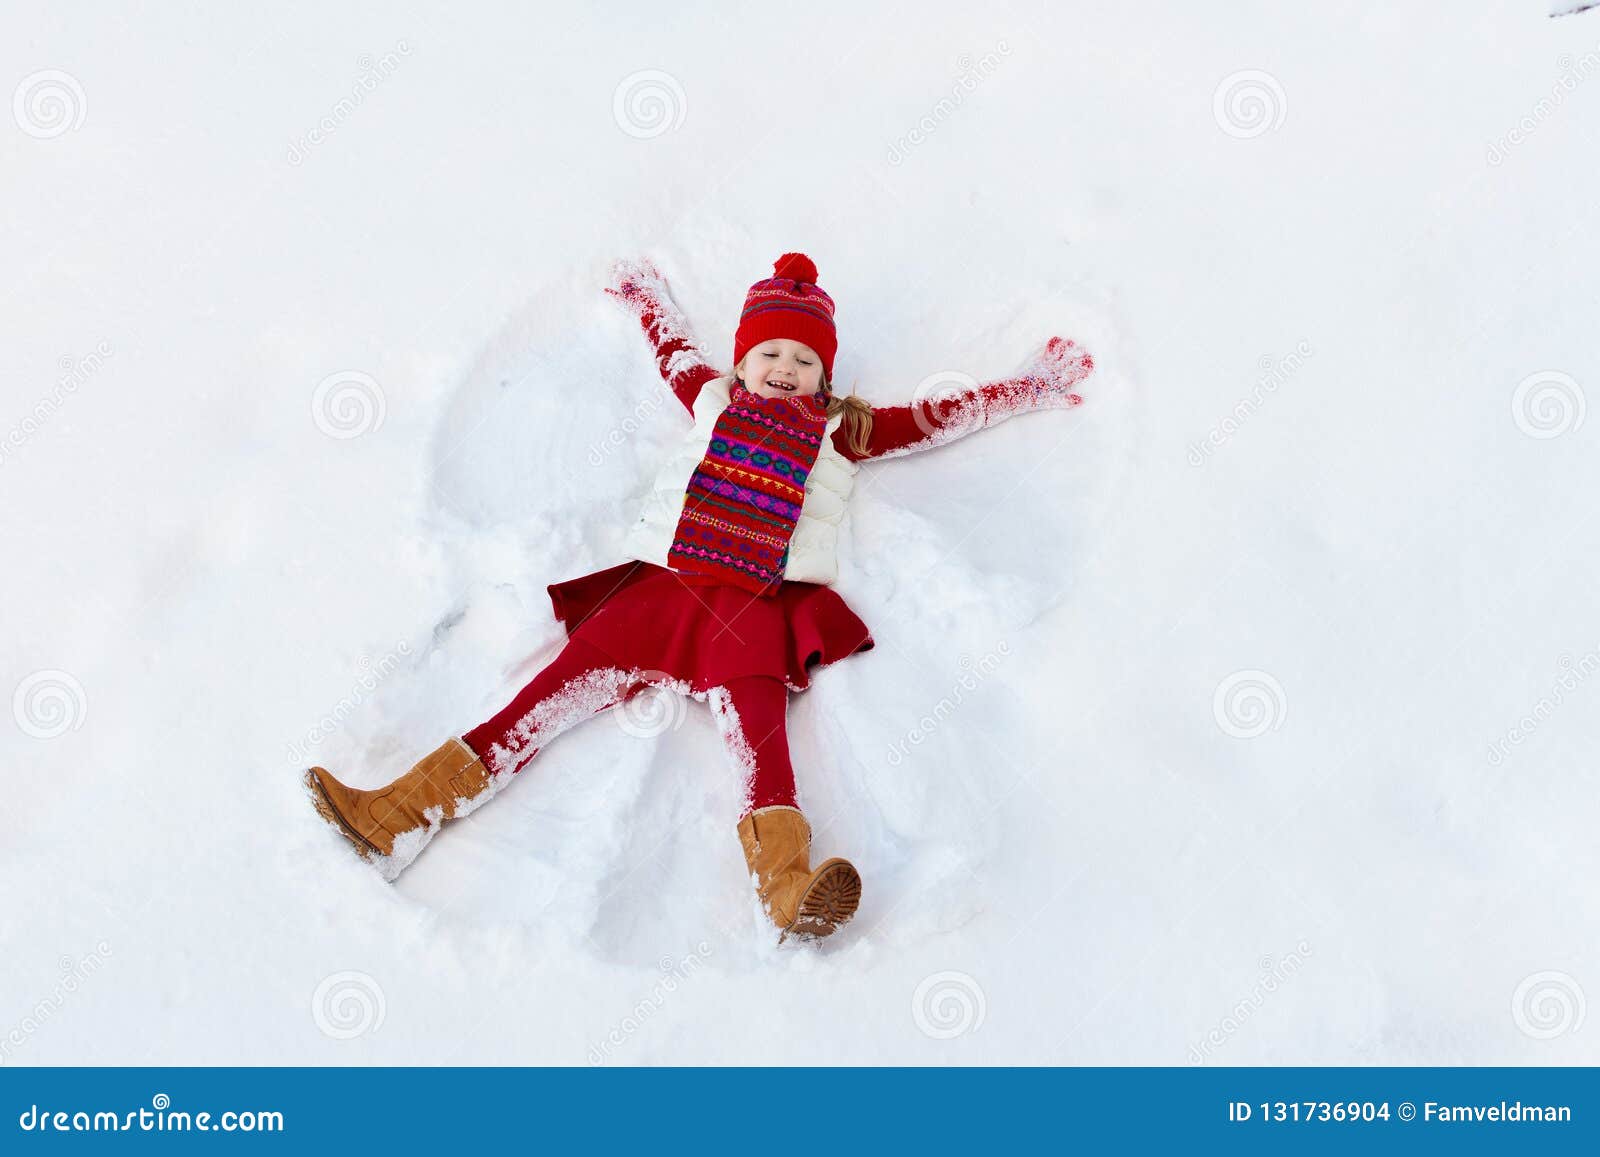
733, 252, 838, 383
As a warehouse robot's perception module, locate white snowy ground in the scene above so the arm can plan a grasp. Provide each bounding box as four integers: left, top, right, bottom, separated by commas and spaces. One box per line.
3, 2, 1598, 1066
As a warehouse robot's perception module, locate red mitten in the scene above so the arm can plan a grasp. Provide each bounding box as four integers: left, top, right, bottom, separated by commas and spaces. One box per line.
603, 256, 716, 412
1013, 336, 1094, 410
602, 256, 672, 315
950, 336, 1094, 435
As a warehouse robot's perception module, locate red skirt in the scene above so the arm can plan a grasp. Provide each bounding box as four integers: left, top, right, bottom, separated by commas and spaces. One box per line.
546, 560, 874, 693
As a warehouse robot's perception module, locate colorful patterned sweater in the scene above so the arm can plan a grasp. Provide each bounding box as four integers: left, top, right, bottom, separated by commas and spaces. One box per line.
666, 383, 832, 593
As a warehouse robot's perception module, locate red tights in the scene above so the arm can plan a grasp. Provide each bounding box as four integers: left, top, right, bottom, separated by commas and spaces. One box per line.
459, 637, 798, 814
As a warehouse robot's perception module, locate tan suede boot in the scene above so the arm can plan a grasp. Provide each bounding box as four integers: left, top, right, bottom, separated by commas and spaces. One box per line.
304, 737, 493, 881
736, 805, 862, 940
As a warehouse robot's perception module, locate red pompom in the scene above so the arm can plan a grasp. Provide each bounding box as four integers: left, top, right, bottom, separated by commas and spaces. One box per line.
773, 252, 818, 284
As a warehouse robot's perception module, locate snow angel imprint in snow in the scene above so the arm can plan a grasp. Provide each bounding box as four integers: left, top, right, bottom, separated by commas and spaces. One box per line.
302, 251, 1096, 942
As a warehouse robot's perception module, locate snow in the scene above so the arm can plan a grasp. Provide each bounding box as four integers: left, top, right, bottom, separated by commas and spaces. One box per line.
3, 2, 1599, 1065
474, 664, 681, 779
704, 686, 760, 814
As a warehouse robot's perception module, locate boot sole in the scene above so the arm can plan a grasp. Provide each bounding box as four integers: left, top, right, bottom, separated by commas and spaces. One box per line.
303, 768, 384, 866
785, 858, 862, 941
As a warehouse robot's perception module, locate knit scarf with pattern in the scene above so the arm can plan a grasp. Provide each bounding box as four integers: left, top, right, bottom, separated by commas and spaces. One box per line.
667, 382, 830, 594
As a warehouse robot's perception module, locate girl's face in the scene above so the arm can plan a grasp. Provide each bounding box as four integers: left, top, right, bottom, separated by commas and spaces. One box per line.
741, 339, 825, 399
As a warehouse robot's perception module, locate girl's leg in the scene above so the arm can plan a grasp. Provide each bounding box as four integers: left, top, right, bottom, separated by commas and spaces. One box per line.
706, 675, 797, 815
462, 636, 655, 780
308, 635, 654, 879
711, 676, 863, 938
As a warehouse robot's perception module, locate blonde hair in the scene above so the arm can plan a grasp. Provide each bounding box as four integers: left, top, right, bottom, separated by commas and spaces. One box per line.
732, 358, 874, 458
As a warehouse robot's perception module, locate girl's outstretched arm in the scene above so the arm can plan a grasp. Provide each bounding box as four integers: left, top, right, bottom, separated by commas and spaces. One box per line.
604, 258, 719, 415
833, 337, 1095, 462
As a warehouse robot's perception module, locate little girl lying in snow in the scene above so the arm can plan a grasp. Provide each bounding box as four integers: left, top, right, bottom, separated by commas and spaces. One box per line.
306, 252, 1094, 940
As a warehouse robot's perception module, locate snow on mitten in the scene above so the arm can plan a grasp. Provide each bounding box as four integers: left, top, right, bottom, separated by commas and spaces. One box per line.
603, 257, 698, 344
603, 257, 673, 315
603, 256, 711, 389
1015, 336, 1094, 410
953, 336, 1095, 433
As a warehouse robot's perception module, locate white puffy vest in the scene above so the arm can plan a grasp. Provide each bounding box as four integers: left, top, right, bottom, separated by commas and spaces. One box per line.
623, 375, 858, 585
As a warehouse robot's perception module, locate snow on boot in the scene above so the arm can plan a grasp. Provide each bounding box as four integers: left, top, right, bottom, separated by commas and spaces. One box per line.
304, 737, 493, 881
736, 805, 862, 941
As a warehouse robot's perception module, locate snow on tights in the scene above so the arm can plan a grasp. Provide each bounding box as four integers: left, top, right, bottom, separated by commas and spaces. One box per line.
459, 637, 799, 814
